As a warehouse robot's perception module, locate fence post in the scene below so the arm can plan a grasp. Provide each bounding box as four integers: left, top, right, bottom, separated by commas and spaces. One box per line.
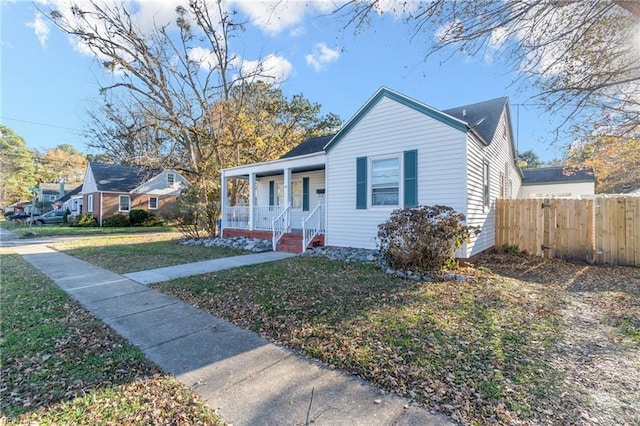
542, 198, 551, 258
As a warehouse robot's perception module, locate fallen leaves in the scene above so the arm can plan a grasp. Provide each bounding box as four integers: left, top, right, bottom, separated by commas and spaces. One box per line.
156, 253, 639, 425
1, 252, 221, 425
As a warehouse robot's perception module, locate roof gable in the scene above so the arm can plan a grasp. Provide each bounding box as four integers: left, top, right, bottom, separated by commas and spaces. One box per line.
443, 97, 508, 145
522, 167, 595, 185
324, 87, 468, 152
89, 162, 163, 192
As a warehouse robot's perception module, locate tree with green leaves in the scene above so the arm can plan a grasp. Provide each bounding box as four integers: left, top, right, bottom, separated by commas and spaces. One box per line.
0, 126, 36, 207
339, 0, 639, 137
517, 149, 544, 169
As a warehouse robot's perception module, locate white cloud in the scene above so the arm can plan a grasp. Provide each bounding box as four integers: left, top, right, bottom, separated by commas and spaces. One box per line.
27, 11, 50, 48
305, 42, 340, 71
230, 0, 337, 35
240, 53, 293, 84
188, 46, 218, 71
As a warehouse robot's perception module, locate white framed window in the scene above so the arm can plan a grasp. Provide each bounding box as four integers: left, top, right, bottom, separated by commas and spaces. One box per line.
87, 194, 94, 213
149, 196, 158, 210
371, 156, 400, 206
483, 161, 490, 211
291, 180, 302, 209
119, 195, 131, 212
167, 172, 175, 187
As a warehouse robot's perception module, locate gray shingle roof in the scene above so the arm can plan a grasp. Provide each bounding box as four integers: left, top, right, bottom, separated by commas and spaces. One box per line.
443, 97, 508, 144
522, 167, 595, 184
57, 185, 83, 203
279, 134, 334, 159
90, 162, 162, 192
279, 94, 509, 160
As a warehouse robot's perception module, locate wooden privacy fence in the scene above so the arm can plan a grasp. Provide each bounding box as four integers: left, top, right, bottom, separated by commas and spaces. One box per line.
495, 197, 640, 267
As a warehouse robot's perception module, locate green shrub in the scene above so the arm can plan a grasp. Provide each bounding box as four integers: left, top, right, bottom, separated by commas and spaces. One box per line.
74, 213, 98, 227
62, 209, 71, 224
129, 209, 151, 226
103, 213, 130, 227
142, 216, 167, 227
501, 244, 521, 255
377, 205, 480, 273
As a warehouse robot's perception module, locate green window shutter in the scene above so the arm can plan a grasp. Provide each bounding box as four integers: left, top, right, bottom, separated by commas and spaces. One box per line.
302, 177, 310, 211
269, 181, 275, 206
403, 150, 418, 208
356, 157, 367, 209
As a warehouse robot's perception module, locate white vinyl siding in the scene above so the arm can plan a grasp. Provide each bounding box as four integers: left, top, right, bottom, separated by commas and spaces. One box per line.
326, 96, 468, 250
132, 170, 187, 195
464, 108, 521, 257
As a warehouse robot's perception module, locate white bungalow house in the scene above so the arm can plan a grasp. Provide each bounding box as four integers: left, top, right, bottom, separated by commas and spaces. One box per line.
221, 87, 523, 256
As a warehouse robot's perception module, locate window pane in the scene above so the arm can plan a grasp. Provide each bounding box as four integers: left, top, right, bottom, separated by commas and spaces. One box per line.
291, 181, 302, 209
371, 158, 399, 206
149, 197, 158, 209
119, 196, 130, 211
167, 173, 175, 187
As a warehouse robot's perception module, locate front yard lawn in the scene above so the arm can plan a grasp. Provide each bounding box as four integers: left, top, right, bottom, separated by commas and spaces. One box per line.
0, 249, 223, 425
51, 234, 247, 274
1, 220, 176, 237
154, 253, 640, 425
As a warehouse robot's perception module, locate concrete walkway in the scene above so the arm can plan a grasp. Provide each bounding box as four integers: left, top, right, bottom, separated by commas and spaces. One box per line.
124, 252, 294, 284
8, 238, 453, 425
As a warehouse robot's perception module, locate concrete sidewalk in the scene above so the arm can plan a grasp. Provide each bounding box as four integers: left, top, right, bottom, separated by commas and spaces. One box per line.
124, 251, 294, 284
12, 242, 453, 426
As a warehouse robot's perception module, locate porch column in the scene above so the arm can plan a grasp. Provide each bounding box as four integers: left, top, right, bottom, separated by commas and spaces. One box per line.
284, 167, 291, 231
220, 171, 228, 235
248, 172, 256, 231
284, 168, 292, 206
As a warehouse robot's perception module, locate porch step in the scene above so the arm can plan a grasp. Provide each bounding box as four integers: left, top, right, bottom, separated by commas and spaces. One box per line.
276, 233, 303, 253
275, 233, 325, 254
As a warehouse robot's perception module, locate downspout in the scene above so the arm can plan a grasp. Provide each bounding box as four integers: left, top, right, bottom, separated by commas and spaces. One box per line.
100, 192, 103, 227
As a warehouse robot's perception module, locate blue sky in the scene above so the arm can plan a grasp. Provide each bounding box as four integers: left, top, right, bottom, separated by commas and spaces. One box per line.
1, 0, 568, 161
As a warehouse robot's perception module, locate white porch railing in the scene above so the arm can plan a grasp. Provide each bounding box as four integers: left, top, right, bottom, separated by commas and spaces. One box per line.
223, 206, 250, 229
223, 206, 283, 231
254, 206, 283, 230
302, 204, 325, 253
272, 205, 291, 251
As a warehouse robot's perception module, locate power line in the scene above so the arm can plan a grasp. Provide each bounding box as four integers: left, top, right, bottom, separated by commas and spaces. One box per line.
0, 116, 84, 133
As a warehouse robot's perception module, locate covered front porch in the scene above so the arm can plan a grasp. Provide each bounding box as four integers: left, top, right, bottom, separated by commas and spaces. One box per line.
220, 152, 326, 253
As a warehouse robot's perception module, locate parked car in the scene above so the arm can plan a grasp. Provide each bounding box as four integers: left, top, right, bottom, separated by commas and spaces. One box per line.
6, 211, 31, 221
30, 210, 65, 225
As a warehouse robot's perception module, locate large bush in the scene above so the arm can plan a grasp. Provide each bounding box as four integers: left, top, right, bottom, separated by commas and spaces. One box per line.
103, 213, 129, 227
142, 216, 167, 227
129, 209, 151, 226
158, 188, 218, 239
377, 205, 480, 273
73, 213, 98, 227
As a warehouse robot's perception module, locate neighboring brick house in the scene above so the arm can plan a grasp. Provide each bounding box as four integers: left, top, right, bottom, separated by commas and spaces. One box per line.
81, 162, 188, 226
